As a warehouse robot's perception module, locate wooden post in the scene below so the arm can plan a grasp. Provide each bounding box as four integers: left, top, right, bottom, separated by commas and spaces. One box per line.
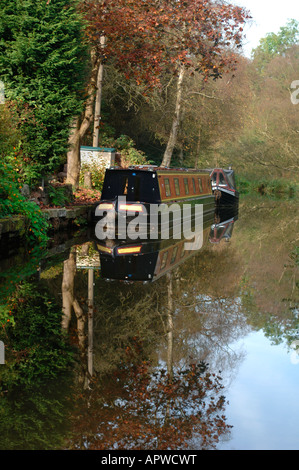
0, 341, 4, 365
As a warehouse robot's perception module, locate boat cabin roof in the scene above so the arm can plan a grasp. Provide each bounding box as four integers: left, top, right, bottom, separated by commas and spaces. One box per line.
210, 167, 236, 189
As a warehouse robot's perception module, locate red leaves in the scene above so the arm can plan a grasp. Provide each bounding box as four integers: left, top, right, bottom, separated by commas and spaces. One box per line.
81, 0, 250, 88
67, 337, 232, 450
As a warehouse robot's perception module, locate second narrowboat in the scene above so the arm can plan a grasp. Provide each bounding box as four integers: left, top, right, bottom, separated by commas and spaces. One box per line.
210, 167, 239, 205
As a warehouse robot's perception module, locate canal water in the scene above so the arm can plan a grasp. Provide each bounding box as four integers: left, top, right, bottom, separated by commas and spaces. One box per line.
0, 195, 298, 450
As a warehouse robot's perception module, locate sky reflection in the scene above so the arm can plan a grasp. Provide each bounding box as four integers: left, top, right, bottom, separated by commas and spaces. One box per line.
218, 330, 299, 450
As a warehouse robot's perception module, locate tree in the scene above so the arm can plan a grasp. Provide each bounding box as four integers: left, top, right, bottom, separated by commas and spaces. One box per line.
248, 45, 299, 174
66, 0, 167, 187
155, 0, 250, 167
0, 0, 89, 182
222, 21, 299, 177
65, 0, 249, 187
67, 339, 232, 450
252, 19, 299, 73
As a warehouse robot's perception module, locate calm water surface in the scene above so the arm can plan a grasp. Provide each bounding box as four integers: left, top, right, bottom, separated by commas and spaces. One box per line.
0, 195, 298, 450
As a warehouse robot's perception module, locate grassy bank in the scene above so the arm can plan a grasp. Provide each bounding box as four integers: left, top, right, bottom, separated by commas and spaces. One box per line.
236, 175, 299, 199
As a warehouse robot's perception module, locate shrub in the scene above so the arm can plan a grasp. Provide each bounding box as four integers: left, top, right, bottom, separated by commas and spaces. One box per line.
0, 158, 49, 244
114, 135, 149, 166
79, 163, 106, 191
79, 135, 149, 191
47, 185, 70, 207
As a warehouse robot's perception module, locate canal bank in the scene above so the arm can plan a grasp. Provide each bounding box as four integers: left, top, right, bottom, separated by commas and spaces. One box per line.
0, 202, 99, 245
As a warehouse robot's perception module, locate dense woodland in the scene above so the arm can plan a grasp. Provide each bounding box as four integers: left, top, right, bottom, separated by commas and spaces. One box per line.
98, 17, 299, 181
0, 0, 298, 235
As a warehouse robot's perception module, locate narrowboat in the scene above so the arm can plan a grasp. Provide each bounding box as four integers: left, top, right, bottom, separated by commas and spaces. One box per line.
96, 166, 215, 238
210, 168, 239, 205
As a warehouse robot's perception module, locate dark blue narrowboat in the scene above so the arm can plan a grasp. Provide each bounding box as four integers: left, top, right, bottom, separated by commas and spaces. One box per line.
96, 166, 215, 238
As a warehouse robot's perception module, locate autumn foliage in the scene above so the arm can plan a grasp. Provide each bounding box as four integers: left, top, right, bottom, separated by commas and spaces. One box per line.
81, 0, 250, 88
68, 338, 231, 450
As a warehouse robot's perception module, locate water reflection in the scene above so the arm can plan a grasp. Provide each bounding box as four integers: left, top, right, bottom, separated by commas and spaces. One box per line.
1, 197, 298, 450
57, 204, 241, 449
96, 204, 238, 282
0, 203, 242, 449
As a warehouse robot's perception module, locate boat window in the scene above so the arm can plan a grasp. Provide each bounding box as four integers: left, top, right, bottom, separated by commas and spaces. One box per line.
184, 178, 189, 194
101, 170, 160, 203
174, 178, 180, 195
198, 178, 203, 192
219, 173, 226, 185
225, 172, 235, 188
161, 251, 168, 270
170, 246, 178, 264
122, 177, 129, 194
192, 178, 196, 193
164, 178, 171, 197
212, 172, 217, 182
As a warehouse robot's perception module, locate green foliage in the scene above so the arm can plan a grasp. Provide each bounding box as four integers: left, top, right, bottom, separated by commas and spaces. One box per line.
79, 162, 106, 191
236, 175, 298, 199
113, 135, 149, 166
252, 19, 299, 71
0, 246, 46, 311
47, 185, 69, 207
0, 281, 73, 388
0, 102, 20, 156
0, 0, 90, 179
0, 156, 49, 243
0, 380, 72, 449
0, 280, 74, 450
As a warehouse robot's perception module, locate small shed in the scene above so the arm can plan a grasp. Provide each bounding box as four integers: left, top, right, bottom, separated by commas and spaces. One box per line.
80, 146, 115, 169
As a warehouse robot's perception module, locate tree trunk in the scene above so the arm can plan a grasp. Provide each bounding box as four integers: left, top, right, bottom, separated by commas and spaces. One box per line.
66, 117, 81, 189
161, 64, 185, 168
93, 35, 106, 148
92, 62, 104, 148
195, 126, 201, 169
166, 272, 174, 382
61, 248, 86, 352
66, 48, 100, 189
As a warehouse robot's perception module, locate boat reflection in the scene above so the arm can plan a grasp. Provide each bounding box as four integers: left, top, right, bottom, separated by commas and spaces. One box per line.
96, 203, 239, 282
210, 203, 239, 244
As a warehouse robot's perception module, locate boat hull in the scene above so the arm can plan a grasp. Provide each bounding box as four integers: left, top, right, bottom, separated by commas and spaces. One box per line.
96, 195, 215, 240
214, 188, 239, 205
210, 168, 239, 206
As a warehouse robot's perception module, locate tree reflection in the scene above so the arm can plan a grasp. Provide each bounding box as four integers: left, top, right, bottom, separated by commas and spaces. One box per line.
67, 338, 231, 450
234, 198, 299, 348
66, 269, 233, 450
0, 280, 74, 450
